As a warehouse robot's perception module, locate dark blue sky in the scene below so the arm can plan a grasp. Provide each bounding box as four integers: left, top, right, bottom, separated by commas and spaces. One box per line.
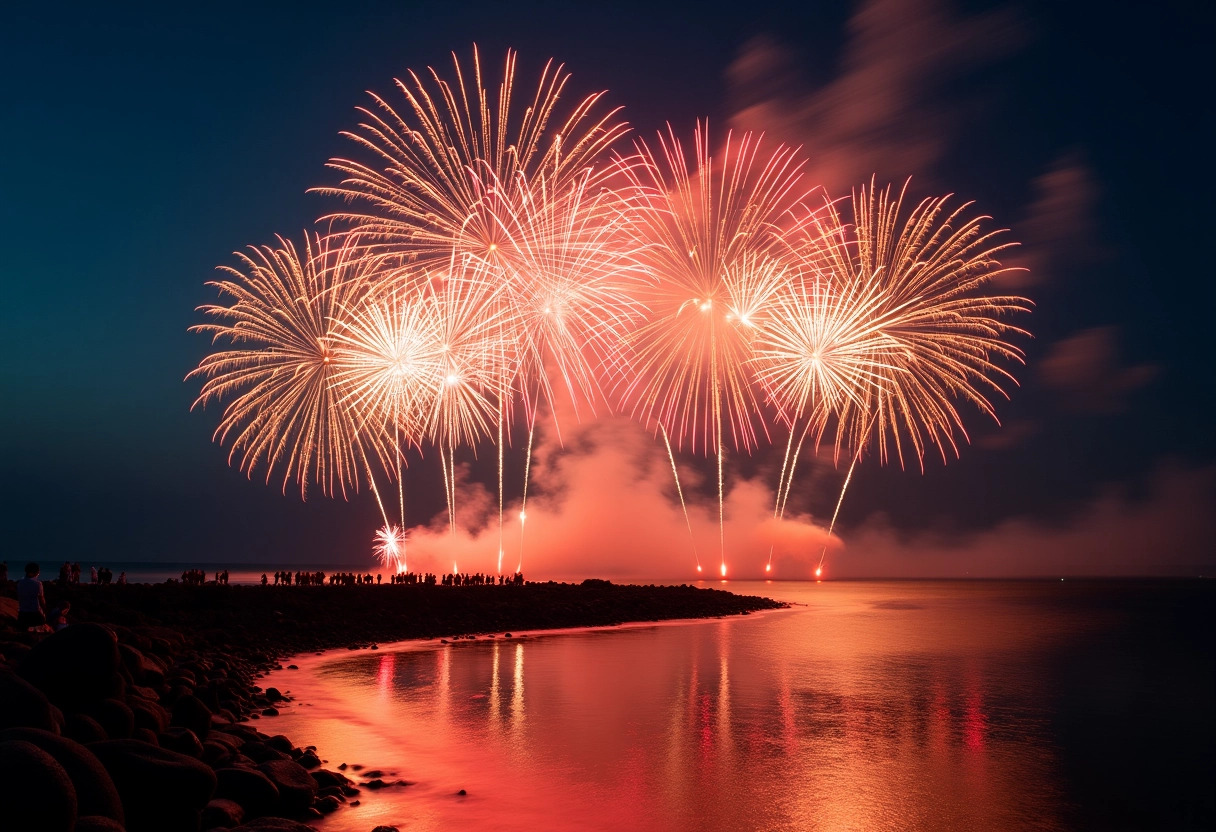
2, 0, 1212, 573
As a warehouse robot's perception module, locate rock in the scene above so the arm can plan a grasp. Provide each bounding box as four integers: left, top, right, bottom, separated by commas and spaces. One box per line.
202, 797, 246, 828
309, 768, 348, 789
160, 726, 205, 758
372, 826, 401, 832
264, 687, 284, 702
0, 668, 63, 732
75, 817, 126, 832
265, 734, 293, 753
91, 739, 217, 832
129, 696, 170, 734
298, 750, 320, 769
203, 739, 235, 767
88, 698, 135, 740
287, 665, 298, 670
314, 794, 340, 813
64, 712, 109, 744
0, 739, 77, 832
171, 693, 213, 740
458, 788, 467, 795
132, 727, 159, 746
261, 707, 279, 717
365, 778, 388, 789
258, 759, 318, 814
0, 639, 32, 664
214, 766, 279, 818
241, 740, 289, 763
0, 596, 19, 621
0, 727, 124, 822
19, 623, 122, 710
362, 769, 384, 778
118, 643, 166, 687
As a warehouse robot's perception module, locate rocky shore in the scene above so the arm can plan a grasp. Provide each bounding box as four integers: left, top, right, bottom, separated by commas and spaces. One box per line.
0, 579, 784, 832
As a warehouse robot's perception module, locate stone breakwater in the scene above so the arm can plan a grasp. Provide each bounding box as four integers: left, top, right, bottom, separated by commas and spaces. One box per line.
0, 580, 784, 832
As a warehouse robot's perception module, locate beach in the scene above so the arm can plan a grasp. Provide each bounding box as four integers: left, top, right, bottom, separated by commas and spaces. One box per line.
0, 577, 783, 832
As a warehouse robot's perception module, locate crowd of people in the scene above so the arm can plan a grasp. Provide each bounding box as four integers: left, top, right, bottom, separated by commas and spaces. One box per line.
181, 569, 229, 585
47, 562, 125, 585
259, 569, 527, 587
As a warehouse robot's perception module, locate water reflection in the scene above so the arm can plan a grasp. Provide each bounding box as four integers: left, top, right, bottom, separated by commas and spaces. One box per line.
262, 581, 1212, 832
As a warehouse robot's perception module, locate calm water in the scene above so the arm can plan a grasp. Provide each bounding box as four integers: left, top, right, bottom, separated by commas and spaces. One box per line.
261, 580, 1214, 831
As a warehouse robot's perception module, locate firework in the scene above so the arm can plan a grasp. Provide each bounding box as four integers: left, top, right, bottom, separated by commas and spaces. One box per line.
318, 47, 628, 271
616, 123, 816, 572
189, 50, 1035, 580
374, 523, 407, 573
188, 233, 390, 502
755, 179, 1031, 573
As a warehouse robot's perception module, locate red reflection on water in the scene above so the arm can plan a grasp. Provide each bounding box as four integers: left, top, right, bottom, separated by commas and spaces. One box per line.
376, 651, 395, 700
964, 689, 987, 751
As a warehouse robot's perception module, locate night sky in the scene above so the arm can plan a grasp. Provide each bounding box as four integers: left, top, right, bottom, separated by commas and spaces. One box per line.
2, 0, 1212, 575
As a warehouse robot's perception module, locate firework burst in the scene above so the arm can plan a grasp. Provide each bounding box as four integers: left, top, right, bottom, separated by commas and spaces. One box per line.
188, 233, 388, 500
615, 123, 817, 572
319, 46, 628, 271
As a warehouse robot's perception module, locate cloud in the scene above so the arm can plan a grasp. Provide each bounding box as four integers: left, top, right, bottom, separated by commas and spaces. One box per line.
396, 416, 1209, 581
400, 415, 842, 580
726, 0, 1025, 196
999, 151, 1104, 290
975, 418, 1039, 450
1039, 326, 1158, 412
835, 462, 1215, 577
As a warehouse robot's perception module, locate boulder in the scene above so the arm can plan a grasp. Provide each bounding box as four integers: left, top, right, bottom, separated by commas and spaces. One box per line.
314, 794, 340, 813
0, 668, 63, 732
0, 596, 19, 621
128, 696, 169, 734
0, 727, 123, 822
202, 797, 246, 828
0, 639, 32, 665
19, 623, 122, 710
88, 698, 135, 740
214, 766, 279, 818
203, 739, 235, 767
159, 726, 204, 758
75, 818, 127, 832
240, 740, 289, 763
91, 739, 216, 832
265, 735, 293, 753
309, 768, 348, 789
171, 693, 213, 740
64, 712, 109, 744
0, 739, 77, 832
258, 759, 318, 814
119, 643, 166, 687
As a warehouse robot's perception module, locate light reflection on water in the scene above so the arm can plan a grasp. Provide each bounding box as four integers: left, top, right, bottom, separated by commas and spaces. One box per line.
261, 580, 1213, 831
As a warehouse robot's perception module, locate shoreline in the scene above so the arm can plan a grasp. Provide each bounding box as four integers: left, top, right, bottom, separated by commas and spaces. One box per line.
0, 579, 785, 832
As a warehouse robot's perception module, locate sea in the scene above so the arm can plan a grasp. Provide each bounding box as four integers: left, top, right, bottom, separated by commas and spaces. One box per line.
246, 579, 1214, 831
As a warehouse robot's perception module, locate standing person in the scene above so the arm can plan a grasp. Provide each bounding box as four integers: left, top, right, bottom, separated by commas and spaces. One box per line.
17, 562, 46, 630
117, 571, 127, 585
0, 561, 8, 583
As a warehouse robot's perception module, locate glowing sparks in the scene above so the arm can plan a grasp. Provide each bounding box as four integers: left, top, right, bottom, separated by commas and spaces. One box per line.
375, 524, 407, 573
